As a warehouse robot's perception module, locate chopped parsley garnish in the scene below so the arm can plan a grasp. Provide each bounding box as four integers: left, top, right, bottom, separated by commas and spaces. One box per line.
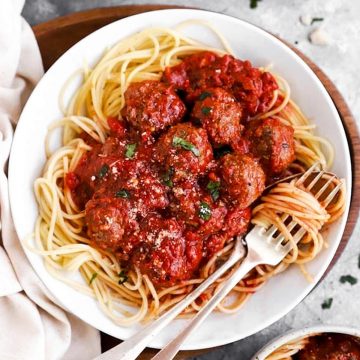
98, 164, 109, 178
199, 91, 212, 101
115, 189, 130, 199
207, 181, 221, 201
201, 107, 212, 115
89, 272, 98, 285
340, 275, 358, 285
162, 167, 174, 187
358, 254, 360, 269
321, 298, 333, 309
172, 136, 200, 157
250, 0, 262, 9
311, 17, 324, 25
118, 270, 128, 285
125, 143, 137, 159
199, 201, 212, 221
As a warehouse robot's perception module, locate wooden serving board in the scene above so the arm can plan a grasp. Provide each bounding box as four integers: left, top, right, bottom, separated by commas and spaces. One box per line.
32, 5, 360, 358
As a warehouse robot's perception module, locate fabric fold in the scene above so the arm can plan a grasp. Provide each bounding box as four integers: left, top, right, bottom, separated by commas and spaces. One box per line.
0, 1, 101, 359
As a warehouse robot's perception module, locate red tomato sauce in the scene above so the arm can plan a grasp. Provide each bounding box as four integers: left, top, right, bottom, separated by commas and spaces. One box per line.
66, 51, 295, 287
295, 334, 360, 360
161, 51, 278, 120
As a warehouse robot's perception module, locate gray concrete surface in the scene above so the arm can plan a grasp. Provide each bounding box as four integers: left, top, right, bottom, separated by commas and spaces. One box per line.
22, 1, 360, 359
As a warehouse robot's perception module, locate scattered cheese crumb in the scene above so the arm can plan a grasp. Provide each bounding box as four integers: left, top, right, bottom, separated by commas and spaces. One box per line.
309, 27, 330, 46
300, 14, 312, 26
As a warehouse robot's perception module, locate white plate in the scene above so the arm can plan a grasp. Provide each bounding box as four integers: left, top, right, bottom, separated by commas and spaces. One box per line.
252, 325, 360, 359
8, 9, 352, 350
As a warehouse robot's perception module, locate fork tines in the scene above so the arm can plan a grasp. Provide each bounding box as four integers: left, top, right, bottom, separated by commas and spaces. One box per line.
262, 163, 344, 249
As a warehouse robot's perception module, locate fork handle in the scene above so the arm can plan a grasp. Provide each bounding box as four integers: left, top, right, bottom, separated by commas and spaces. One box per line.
93, 243, 244, 360
151, 258, 257, 360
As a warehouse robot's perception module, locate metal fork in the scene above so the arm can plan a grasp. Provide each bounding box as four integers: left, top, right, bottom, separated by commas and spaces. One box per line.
94, 165, 344, 360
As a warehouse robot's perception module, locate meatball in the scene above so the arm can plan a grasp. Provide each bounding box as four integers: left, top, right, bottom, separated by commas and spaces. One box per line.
219, 153, 265, 208
170, 179, 204, 223
223, 206, 251, 239
131, 214, 202, 286
85, 163, 169, 259
245, 118, 295, 174
203, 233, 228, 259
93, 164, 169, 218
231, 65, 278, 119
85, 197, 138, 256
191, 88, 243, 147
197, 200, 228, 237
155, 123, 213, 182
118, 167, 169, 217
170, 179, 227, 232
122, 80, 186, 138
203, 206, 250, 258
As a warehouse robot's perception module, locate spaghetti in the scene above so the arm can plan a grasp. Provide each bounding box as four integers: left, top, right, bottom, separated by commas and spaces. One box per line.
32, 22, 345, 326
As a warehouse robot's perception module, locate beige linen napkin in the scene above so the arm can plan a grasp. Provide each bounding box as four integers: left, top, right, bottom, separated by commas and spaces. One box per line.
0, 1, 101, 359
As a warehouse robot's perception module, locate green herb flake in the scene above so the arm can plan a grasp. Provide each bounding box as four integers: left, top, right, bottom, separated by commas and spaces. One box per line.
118, 270, 128, 285
358, 254, 360, 269
162, 167, 174, 188
311, 17, 324, 25
172, 136, 200, 157
340, 275, 358, 285
199, 91, 212, 101
201, 107, 212, 115
89, 273, 98, 285
250, 0, 262, 9
207, 181, 221, 201
125, 143, 137, 159
115, 189, 130, 199
98, 164, 109, 179
321, 298, 333, 309
199, 201, 212, 221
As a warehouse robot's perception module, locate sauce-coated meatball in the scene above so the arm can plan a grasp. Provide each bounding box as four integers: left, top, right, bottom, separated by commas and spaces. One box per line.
203, 206, 250, 258
223, 206, 251, 239
155, 123, 213, 182
122, 80, 186, 138
85, 197, 138, 256
245, 118, 295, 174
191, 88, 243, 147
170, 179, 204, 223
131, 214, 202, 286
219, 153, 265, 208
170, 179, 227, 233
